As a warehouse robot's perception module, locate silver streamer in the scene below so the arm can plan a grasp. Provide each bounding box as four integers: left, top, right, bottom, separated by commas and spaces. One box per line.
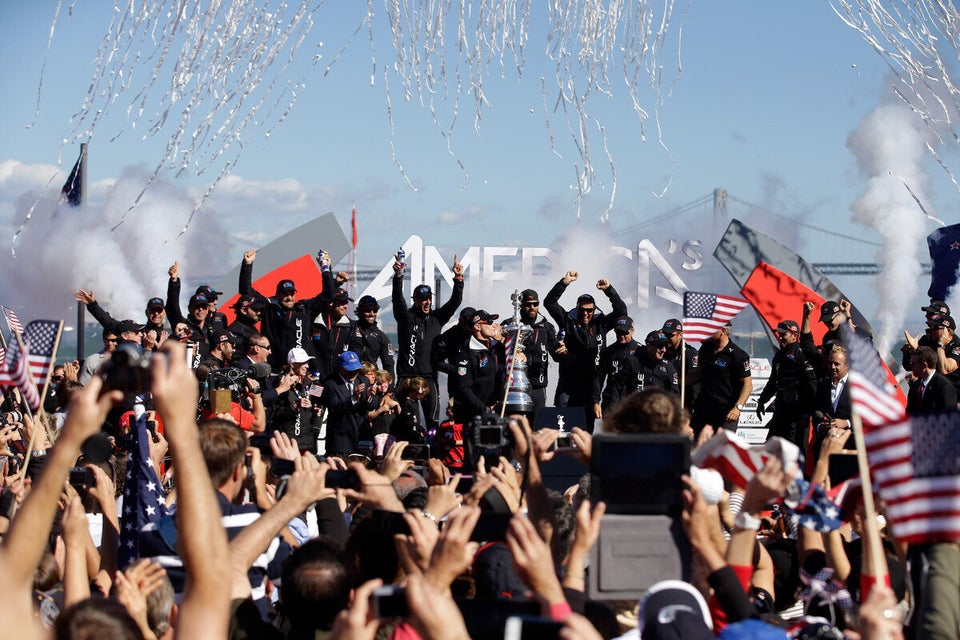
833, 0, 960, 192
25, 0, 685, 244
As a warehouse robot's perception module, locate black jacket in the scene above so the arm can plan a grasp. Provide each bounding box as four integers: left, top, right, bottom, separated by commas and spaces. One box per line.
518, 314, 561, 390
239, 261, 336, 370
451, 337, 506, 424
543, 280, 627, 397
907, 372, 958, 415
392, 274, 464, 379
757, 342, 816, 414
350, 319, 396, 377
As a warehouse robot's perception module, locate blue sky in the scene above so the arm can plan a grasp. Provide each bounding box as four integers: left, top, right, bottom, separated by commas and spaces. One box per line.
0, 2, 956, 343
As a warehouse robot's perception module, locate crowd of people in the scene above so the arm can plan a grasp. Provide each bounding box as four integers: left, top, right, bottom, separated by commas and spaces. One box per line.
0, 246, 958, 640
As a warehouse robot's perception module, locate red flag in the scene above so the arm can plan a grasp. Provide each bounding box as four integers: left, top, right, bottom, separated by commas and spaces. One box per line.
865, 411, 960, 544
682, 291, 750, 342
740, 262, 828, 344
351, 204, 358, 249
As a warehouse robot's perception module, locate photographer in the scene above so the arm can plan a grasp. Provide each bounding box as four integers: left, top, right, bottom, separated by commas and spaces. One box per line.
198, 364, 266, 434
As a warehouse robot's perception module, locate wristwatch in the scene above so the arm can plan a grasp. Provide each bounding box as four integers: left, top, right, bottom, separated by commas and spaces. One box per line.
736, 403, 746, 411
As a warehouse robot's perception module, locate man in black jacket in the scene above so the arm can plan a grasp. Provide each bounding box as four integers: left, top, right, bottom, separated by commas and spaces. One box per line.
227, 294, 263, 347
544, 270, 627, 432
593, 316, 640, 418
450, 311, 505, 425
514, 289, 561, 409
238, 249, 346, 371
756, 320, 817, 449
350, 295, 396, 377
392, 254, 464, 430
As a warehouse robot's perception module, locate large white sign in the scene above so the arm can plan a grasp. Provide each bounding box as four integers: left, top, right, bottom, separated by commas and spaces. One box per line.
359, 235, 706, 312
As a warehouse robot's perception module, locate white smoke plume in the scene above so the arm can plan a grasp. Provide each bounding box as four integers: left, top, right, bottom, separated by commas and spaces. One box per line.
0, 167, 235, 325
847, 102, 932, 355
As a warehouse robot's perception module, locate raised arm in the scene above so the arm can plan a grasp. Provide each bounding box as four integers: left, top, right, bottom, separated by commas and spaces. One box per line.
165, 262, 185, 327
151, 343, 230, 639
543, 273, 575, 328
434, 257, 465, 325
75, 289, 121, 334
2, 378, 121, 587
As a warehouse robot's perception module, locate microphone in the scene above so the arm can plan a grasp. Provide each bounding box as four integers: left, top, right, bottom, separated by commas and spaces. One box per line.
246, 362, 271, 378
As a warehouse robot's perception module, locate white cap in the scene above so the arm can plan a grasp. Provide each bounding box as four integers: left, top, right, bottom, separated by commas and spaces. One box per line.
690, 465, 724, 506
287, 347, 311, 364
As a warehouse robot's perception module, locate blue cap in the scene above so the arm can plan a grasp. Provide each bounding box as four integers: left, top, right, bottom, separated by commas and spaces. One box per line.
337, 351, 362, 372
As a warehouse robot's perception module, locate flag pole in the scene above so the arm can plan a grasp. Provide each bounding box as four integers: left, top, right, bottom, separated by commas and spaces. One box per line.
12, 329, 42, 483
680, 339, 686, 407
849, 412, 889, 585
77, 142, 88, 361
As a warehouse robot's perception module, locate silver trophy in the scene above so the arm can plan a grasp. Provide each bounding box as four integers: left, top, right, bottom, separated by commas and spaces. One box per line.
501, 290, 536, 415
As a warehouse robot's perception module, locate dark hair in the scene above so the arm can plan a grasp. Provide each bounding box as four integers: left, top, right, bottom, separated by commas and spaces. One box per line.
55, 598, 144, 640
603, 388, 684, 434
280, 537, 352, 631
34, 551, 60, 592
914, 345, 938, 369
198, 418, 247, 488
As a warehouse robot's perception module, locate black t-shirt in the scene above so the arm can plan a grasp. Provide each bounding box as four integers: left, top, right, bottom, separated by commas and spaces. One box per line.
697, 339, 751, 408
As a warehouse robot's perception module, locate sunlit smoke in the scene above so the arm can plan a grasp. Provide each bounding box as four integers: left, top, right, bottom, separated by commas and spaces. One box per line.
0, 167, 234, 324
847, 102, 933, 354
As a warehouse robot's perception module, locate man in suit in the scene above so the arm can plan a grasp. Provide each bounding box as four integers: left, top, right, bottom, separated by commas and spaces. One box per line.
811, 344, 854, 462
907, 346, 958, 415
321, 351, 378, 456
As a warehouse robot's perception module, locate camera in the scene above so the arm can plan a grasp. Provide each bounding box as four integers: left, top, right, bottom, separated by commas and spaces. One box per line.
101, 344, 153, 393
370, 585, 409, 618
1, 410, 23, 425
203, 367, 256, 411
69, 466, 96, 488
465, 413, 514, 471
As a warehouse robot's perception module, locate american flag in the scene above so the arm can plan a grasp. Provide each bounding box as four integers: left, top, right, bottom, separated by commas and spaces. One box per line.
842, 326, 906, 426
787, 478, 842, 533
682, 292, 750, 342
691, 430, 799, 489
118, 413, 168, 568
23, 320, 61, 388
2, 306, 23, 336
864, 411, 960, 545
0, 336, 41, 411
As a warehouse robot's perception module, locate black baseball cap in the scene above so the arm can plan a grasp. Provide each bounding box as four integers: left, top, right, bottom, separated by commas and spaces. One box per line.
819, 301, 840, 320
775, 320, 799, 334
117, 319, 145, 334
646, 330, 669, 347
276, 280, 296, 297
332, 289, 353, 304
928, 314, 956, 330
413, 284, 433, 299
145, 297, 165, 312
234, 293, 263, 311
188, 294, 208, 309
357, 295, 380, 310
661, 319, 683, 335
614, 316, 634, 333
195, 285, 223, 300
472, 310, 499, 325
922, 300, 950, 316
520, 289, 539, 303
